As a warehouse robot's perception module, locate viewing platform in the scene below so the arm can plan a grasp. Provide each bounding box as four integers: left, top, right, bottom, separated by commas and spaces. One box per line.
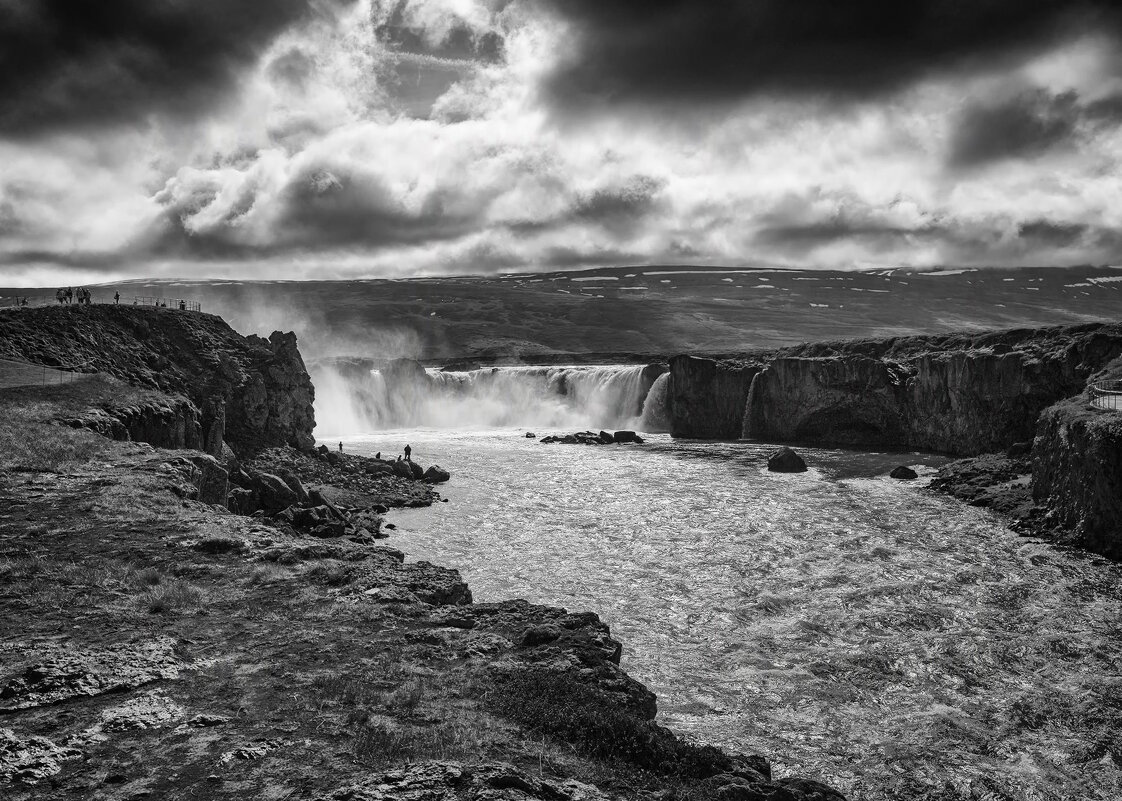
1090, 379, 1122, 410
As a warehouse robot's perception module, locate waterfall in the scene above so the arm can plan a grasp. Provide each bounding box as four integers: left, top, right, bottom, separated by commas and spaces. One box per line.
313, 363, 668, 434
639, 373, 670, 433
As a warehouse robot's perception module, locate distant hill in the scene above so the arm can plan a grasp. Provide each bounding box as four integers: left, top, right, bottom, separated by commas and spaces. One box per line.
3, 265, 1120, 361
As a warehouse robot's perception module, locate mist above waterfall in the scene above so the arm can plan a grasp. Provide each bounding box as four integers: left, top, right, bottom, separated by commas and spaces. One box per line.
312, 362, 669, 436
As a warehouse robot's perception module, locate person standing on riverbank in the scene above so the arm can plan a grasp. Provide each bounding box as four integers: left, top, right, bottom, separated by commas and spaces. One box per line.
404, 444, 412, 461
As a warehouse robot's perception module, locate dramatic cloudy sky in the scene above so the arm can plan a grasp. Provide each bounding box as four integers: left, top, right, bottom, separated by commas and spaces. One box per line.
2, 0, 1122, 283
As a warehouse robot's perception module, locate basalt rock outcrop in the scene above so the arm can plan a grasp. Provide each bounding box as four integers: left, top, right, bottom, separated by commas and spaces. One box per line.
60, 394, 206, 452
1031, 368, 1122, 559
669, 354, 766, 439
670, 323, 1122, 456
0, 306, 314, 455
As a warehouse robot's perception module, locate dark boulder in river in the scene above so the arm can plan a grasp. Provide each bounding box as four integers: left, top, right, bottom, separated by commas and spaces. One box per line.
767, 447, 807, 473
614, 430, 644, 444
890, 465, 919, 480
423, 465, 451, 484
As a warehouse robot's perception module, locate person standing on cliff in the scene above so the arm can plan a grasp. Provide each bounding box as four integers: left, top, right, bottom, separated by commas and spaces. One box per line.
338, 441, 343, 453
404, 444, 412, 461
114, 291, 120, 304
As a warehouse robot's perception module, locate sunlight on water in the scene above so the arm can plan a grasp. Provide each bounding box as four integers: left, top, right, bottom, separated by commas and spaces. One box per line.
345, 431, 1122, 801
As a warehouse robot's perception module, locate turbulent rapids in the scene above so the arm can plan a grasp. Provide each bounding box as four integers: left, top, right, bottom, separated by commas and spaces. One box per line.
313, 361, 671, 434
365, 432, 1122, 801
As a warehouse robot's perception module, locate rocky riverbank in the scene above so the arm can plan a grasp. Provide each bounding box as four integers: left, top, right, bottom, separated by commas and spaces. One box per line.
0, 306, 843, 800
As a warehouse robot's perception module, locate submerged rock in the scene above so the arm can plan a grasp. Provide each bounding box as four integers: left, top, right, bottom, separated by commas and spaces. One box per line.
767, 447, 807, 473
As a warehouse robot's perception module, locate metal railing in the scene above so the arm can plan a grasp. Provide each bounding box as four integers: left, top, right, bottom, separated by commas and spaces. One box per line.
0, 295, 202, 312
132, 296, 202, 312
1090, 380, 1122, 411
0, 357, 90, 388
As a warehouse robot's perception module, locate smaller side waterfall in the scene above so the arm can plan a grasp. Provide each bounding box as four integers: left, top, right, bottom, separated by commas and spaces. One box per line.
639, 373, 671, 432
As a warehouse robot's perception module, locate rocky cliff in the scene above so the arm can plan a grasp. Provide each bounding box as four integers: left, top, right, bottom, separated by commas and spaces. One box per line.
668, 355, 766, 439
672, 323, 1122, 456
0, 306, 315, 455
1031, 357, 1122, 558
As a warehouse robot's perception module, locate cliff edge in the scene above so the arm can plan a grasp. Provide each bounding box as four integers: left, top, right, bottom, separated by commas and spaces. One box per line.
0, 306, 315, 455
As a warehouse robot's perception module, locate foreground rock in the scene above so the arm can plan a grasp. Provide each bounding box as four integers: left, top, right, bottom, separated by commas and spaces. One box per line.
248, 447, 440, 509
767, 447, 807, 473
928, 454, 1034, 517
889, 465, 918, 480
315, 760, 844, 801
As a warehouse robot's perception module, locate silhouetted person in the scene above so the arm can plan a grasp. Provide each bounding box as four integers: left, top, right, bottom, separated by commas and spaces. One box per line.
114, 291, 120, 304
65, 287, 72, 304
338, 441, 343, 452
404, 444, 412, 461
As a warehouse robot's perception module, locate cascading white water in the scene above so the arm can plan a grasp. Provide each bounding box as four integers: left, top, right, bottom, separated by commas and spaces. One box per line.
638, 372, 670, 432
313, 363, 668, 434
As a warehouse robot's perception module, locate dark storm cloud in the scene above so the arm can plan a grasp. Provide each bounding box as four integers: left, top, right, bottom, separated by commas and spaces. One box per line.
948, 91, 1078, 167
146, 163, 483, 261
0, 0, 337, 135
572, 175, 664, 227
1017, 220, 1088, 246
947, 89, 1122, 167
538, 0, 1122, 109
755, 220, 948, 257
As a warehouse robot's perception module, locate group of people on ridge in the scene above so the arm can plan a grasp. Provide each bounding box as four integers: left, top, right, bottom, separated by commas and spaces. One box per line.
54, 287, 93, 305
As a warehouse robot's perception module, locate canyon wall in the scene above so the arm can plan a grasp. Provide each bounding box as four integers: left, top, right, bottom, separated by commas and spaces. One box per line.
673, 323, 1122, 456
668, 355, 765, 439
0, 306, 315, 455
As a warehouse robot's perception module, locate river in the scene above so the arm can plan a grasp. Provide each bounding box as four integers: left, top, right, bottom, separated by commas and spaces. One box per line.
318, 365, 1122, 801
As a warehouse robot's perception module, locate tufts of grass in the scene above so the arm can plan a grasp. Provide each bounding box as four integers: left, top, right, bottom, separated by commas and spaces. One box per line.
129, 566, 163, 588
248, 563, 290, 585
350, 710, 498, 767
138, 578, 205, 614
305, 562, 358, 587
